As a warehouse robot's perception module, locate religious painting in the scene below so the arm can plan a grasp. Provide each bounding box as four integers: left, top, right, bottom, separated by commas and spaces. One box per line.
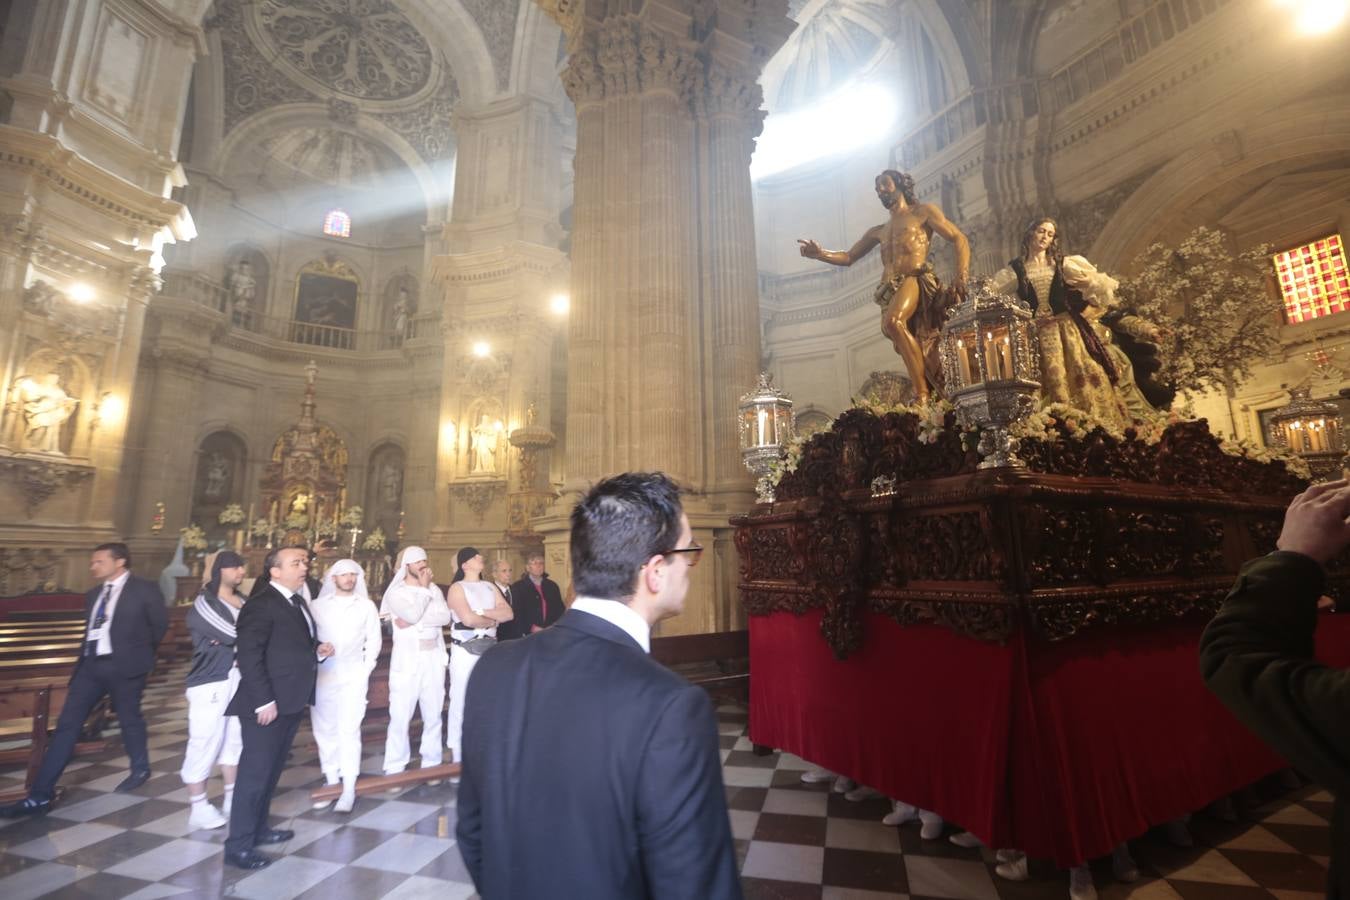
295, 272, 358, 329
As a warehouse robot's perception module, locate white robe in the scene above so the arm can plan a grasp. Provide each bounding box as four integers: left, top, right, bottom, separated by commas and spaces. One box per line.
380, 581, 452, 773
310, 592, 381, 783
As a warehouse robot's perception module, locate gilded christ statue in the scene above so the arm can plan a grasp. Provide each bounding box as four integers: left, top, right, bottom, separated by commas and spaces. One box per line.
798, 170, 970, 404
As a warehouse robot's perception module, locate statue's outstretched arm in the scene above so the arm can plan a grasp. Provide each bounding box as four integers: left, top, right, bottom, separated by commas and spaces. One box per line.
797, 228, 880, 266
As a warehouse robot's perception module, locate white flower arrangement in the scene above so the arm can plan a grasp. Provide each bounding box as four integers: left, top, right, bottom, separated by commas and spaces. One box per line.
251, 518, 272, 535
284, 511, 308, 529
339, 506, 363, 528
218, 504, 245, 526
180, 523, 208, 551
763, 432, 808, 492
362, 527, 387, 552
1216, 435, 1313, 479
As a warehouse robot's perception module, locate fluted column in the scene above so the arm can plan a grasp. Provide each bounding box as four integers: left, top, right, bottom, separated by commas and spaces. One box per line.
702, 64, 767, 494
538, 2, 794, 634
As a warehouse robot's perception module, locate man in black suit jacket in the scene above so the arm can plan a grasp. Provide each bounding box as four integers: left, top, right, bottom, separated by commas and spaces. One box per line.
503, 553, 564, 639
1, 542, 168, 817
457, 472, 740, 899
223, 547, 333, 869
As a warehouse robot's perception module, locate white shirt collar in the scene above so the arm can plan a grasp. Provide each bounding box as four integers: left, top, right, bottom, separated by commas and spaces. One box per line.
570, 596, 651, 653
270, 580, 299, 600
105, 570, 130, 592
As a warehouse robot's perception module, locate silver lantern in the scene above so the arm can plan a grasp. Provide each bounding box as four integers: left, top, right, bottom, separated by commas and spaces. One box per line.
939, 277, 1041, 468
738, 373, 795, 503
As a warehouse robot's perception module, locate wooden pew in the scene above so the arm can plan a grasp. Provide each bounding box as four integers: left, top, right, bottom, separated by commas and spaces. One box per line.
650, 630, 749, 703
0, 675, 110, 802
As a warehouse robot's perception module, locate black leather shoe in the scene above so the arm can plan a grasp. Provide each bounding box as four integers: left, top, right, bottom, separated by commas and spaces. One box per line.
253, 828, 294, 845
115, 770, 151, 793
0, 797, 51, 818
224, 849, 272, 870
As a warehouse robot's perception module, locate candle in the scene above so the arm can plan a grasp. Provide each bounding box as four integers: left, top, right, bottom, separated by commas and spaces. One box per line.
1000, 335, 1013, 380
983, 332, 997, 382
956, 339, 972, 385
756, 407, 768, 446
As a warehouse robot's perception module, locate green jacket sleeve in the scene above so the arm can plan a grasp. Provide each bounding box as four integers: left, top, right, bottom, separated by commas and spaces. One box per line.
1199, 551, 1350, 797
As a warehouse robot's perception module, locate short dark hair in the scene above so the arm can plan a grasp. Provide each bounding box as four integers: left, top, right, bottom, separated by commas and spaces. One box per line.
263, 547, 304, 581
570, 472, 684, 600
93, 542, 131, 568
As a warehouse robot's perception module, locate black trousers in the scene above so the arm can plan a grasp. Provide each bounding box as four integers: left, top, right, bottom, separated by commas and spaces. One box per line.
224, 709, 303, 855
31, 656, 148, 801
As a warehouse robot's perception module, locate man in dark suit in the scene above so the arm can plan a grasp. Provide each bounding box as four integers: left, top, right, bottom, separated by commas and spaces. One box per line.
0, 542, 168, 816
223, 547, 333, 870
457, 472, 740, 899
504, 553, 564, 639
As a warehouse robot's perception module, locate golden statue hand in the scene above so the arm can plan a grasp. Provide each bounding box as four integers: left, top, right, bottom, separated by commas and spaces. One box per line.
797, 238, 824, 259
951, 272, 969, 298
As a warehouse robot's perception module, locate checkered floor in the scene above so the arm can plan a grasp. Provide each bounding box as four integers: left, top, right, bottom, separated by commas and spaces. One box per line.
0, 663, 1336, 899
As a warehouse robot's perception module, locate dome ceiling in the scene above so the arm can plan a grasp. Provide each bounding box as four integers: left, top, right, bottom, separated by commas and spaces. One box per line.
260, 127, 407, 188
768, 0, 895, 110
207, 0, 522, 167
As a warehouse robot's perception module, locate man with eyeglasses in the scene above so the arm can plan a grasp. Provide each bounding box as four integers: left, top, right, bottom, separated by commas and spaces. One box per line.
456, 471, 738, 899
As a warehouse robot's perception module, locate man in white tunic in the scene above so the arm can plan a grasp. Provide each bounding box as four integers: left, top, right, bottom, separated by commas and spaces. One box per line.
310, 559, 381, 813
381, 546, 452, 777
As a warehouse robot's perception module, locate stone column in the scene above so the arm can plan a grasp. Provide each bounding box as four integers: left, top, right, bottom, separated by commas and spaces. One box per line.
426, 95, 569, 572
536, 2, 793, 634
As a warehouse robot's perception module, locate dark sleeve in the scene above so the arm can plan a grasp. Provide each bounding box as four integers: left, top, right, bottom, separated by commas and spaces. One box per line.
544, 581, 564, 627
454, 671, 485, 891
636, 685, 742, 900
1200, 551, 1350, 796
234, 597, 277, 710
144, 582, 168, 646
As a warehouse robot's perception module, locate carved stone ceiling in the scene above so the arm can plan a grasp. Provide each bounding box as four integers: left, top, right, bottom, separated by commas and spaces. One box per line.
209, 0, 522, 165
255, 0, 436, 101
770, 0, 894, 110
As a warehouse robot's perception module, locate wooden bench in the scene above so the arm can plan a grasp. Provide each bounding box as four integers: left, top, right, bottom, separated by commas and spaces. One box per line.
651, 630, 749, 702
0, 676, 110, 802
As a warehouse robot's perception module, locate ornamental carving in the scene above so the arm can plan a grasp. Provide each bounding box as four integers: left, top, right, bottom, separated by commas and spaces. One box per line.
734, 408, 1307, 648
0, 455, 95, 515
0, 547, 64, 595
460, 0, 519, 90
451, 481, 504, 525
1056, 166, 1158, 255
257, 0, 433, 101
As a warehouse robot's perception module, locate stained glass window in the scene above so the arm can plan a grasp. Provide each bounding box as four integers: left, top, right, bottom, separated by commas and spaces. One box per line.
1274, 233, 1350, 324
322, 209, 352, 239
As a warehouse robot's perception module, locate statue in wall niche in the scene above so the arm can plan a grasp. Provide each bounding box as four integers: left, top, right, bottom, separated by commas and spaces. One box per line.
379, 460, 402, 504
203, 451, 229, 499
392, 287, 410, 340
290, 492, 310, 516
798, 169, 969, 406
228, 258, 257, 323
471, 414, 499, 474
15, 373, 78, 454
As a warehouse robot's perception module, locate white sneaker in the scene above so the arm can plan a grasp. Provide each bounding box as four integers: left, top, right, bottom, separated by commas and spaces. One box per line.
882, 800, 917, 826
799, 766, 836, 784
334, 791, 356, 813
844, 785, 883, 802
1163, 818, 1193, 847
386, 785, 403, 795
918, 811, 944, 840
996, 848, 1023, 864
311, 798, 333, 810
188, 803, 228, 830
1111, 843, 1140, 883
1069, 864, 1098, 900
949, 831, 982, 848
995, 856, 1030, 882
832, 776, 856, 794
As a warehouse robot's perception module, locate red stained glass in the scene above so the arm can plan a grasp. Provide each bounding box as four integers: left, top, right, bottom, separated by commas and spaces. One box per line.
1274, 234, 1350, 324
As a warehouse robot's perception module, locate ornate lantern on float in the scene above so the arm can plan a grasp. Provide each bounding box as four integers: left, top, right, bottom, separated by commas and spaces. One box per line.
939, 277, 1041, 468
1268, 385, 1345, 481
738, 373, 795, 503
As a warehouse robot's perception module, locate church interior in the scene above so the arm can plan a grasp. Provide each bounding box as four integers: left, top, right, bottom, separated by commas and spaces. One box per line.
2, 0, 1350, 897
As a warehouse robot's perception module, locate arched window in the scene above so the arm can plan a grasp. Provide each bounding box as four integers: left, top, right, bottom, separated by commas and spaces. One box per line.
323, 209, 352, 238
